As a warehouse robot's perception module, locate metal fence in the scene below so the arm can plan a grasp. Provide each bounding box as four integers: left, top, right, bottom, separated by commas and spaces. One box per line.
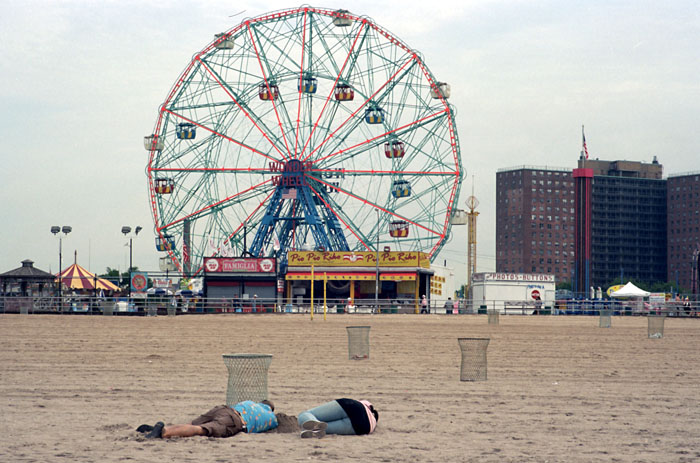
1, 295, 698, 317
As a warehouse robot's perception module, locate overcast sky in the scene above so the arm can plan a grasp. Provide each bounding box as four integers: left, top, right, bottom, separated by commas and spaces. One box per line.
1, 0, 698, 284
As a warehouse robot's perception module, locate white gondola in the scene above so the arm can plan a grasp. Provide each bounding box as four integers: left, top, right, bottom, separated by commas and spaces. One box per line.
450, 209, 468, 225
144, 134, 164, 151
431, 82, 451, 99
333, 9, 352, 27
214, 33, 234, 49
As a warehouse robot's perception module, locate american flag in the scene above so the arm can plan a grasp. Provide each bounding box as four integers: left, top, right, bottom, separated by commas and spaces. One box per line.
582, 125, 589, 159
282, 188, 297, 199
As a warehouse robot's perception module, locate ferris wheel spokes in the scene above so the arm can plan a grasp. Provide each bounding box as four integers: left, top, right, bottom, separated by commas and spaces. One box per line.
158, 176, 275, 231
301, 55, 416, 164
163, 108, 281, 166
215, 188, 277, 253
292, 9, 310, 158
313, 108, 450, 166
296, 19, 368, 161
181, 187, 277, 275
196, 57, 291, 161
247, 23, 295, 159
313, 176, 443, 239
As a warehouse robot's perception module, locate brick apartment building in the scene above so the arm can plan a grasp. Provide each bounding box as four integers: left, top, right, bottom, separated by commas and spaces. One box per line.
667, 172, 700, 292
496, 166, 575, 283
497, 159, 699, 294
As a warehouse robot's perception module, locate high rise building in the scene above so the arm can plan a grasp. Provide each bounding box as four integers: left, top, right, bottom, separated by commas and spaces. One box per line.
576, 158, 666, 290
498, 158, 698, 295
496, 166, 575, 283
667, 172, 700, 293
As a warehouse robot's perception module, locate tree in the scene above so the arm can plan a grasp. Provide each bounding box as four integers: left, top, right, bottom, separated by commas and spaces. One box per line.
99, 267, 139, 287
648, 281, 687, 294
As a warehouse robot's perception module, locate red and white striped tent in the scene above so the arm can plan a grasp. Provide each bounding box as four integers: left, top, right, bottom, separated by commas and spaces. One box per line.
56, 262, 119, 292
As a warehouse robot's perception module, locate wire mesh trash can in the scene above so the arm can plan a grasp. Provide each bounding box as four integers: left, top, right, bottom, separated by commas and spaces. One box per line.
458, 338, 490, 381
147, 306, 157, 317
222, 354, 273, 406
102, 301, 113, 316
487, 309, 499, 325
648, 314, 665, 339
346, 326, 371, 360
599, 309, 612, 328
167, 306, 176, 316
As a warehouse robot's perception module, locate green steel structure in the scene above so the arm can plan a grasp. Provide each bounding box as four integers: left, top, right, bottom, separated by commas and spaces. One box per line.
145, 6, 462, 276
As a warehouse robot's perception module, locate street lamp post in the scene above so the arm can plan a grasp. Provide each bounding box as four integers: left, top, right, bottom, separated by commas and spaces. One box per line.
375, 210, 380, 314
121, 226, 142, 299
243, 221, 247, 256
51, 225, 72, 310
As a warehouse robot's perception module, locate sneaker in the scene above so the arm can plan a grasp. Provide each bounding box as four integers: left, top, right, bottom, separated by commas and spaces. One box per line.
301, 420, 328, 432
136, 424, 153, 433
300, 429, 326, 439
145, 421, 164, 439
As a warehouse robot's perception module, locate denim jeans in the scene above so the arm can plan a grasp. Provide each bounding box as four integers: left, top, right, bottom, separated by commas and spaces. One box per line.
297, 400, 355, 435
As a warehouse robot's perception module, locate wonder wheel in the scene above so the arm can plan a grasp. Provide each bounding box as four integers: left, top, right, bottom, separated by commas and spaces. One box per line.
145, 6, 462, 275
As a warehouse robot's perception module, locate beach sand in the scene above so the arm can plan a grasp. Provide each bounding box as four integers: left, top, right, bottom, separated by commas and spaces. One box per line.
1, 313, 699, 462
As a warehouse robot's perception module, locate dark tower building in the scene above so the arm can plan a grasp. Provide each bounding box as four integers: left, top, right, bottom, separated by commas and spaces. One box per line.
667, 172, 700, 293
496, 166, 575, 283
498, 155, 696, 296
575, 157, 666, 290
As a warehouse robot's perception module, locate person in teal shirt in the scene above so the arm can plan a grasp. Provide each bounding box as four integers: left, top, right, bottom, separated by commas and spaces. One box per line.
233, 400, 278, 433
138, 399, 277, 439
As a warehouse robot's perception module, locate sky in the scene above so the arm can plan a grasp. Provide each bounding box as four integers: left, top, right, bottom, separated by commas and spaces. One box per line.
1, 0, 698, 284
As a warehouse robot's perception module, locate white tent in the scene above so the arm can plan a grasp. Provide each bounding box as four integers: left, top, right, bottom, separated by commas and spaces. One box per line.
610, 282, 650, 298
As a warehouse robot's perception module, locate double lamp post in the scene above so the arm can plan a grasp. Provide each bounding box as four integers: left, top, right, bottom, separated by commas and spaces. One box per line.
122, 226, 142, 298
51, 225, 72, 306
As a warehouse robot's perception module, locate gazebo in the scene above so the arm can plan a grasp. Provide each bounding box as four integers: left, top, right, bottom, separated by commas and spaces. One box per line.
0, 259, 56, 297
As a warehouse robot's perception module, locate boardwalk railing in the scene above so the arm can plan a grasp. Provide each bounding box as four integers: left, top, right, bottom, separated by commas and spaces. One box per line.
1, 295, 698, 317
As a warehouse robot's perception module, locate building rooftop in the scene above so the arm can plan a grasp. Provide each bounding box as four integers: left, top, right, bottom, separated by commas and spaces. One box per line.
497, 165, 572, 173
0, 259, 55, 280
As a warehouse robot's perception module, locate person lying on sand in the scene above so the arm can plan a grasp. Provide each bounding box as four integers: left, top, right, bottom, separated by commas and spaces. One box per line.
137, 399, 277, 439
297, 398, 378, 438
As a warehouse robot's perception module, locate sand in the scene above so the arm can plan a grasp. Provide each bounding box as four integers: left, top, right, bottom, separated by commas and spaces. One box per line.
1, 313, 699, 462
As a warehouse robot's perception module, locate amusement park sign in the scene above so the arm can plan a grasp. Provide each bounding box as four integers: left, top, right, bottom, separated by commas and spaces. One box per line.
474, 272, 555, 282
288, 251, 430, 268
203, 257, 276, 274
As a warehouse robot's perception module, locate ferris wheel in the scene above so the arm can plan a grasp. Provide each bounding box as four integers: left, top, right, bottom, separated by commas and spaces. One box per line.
145, 7, 462, 276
